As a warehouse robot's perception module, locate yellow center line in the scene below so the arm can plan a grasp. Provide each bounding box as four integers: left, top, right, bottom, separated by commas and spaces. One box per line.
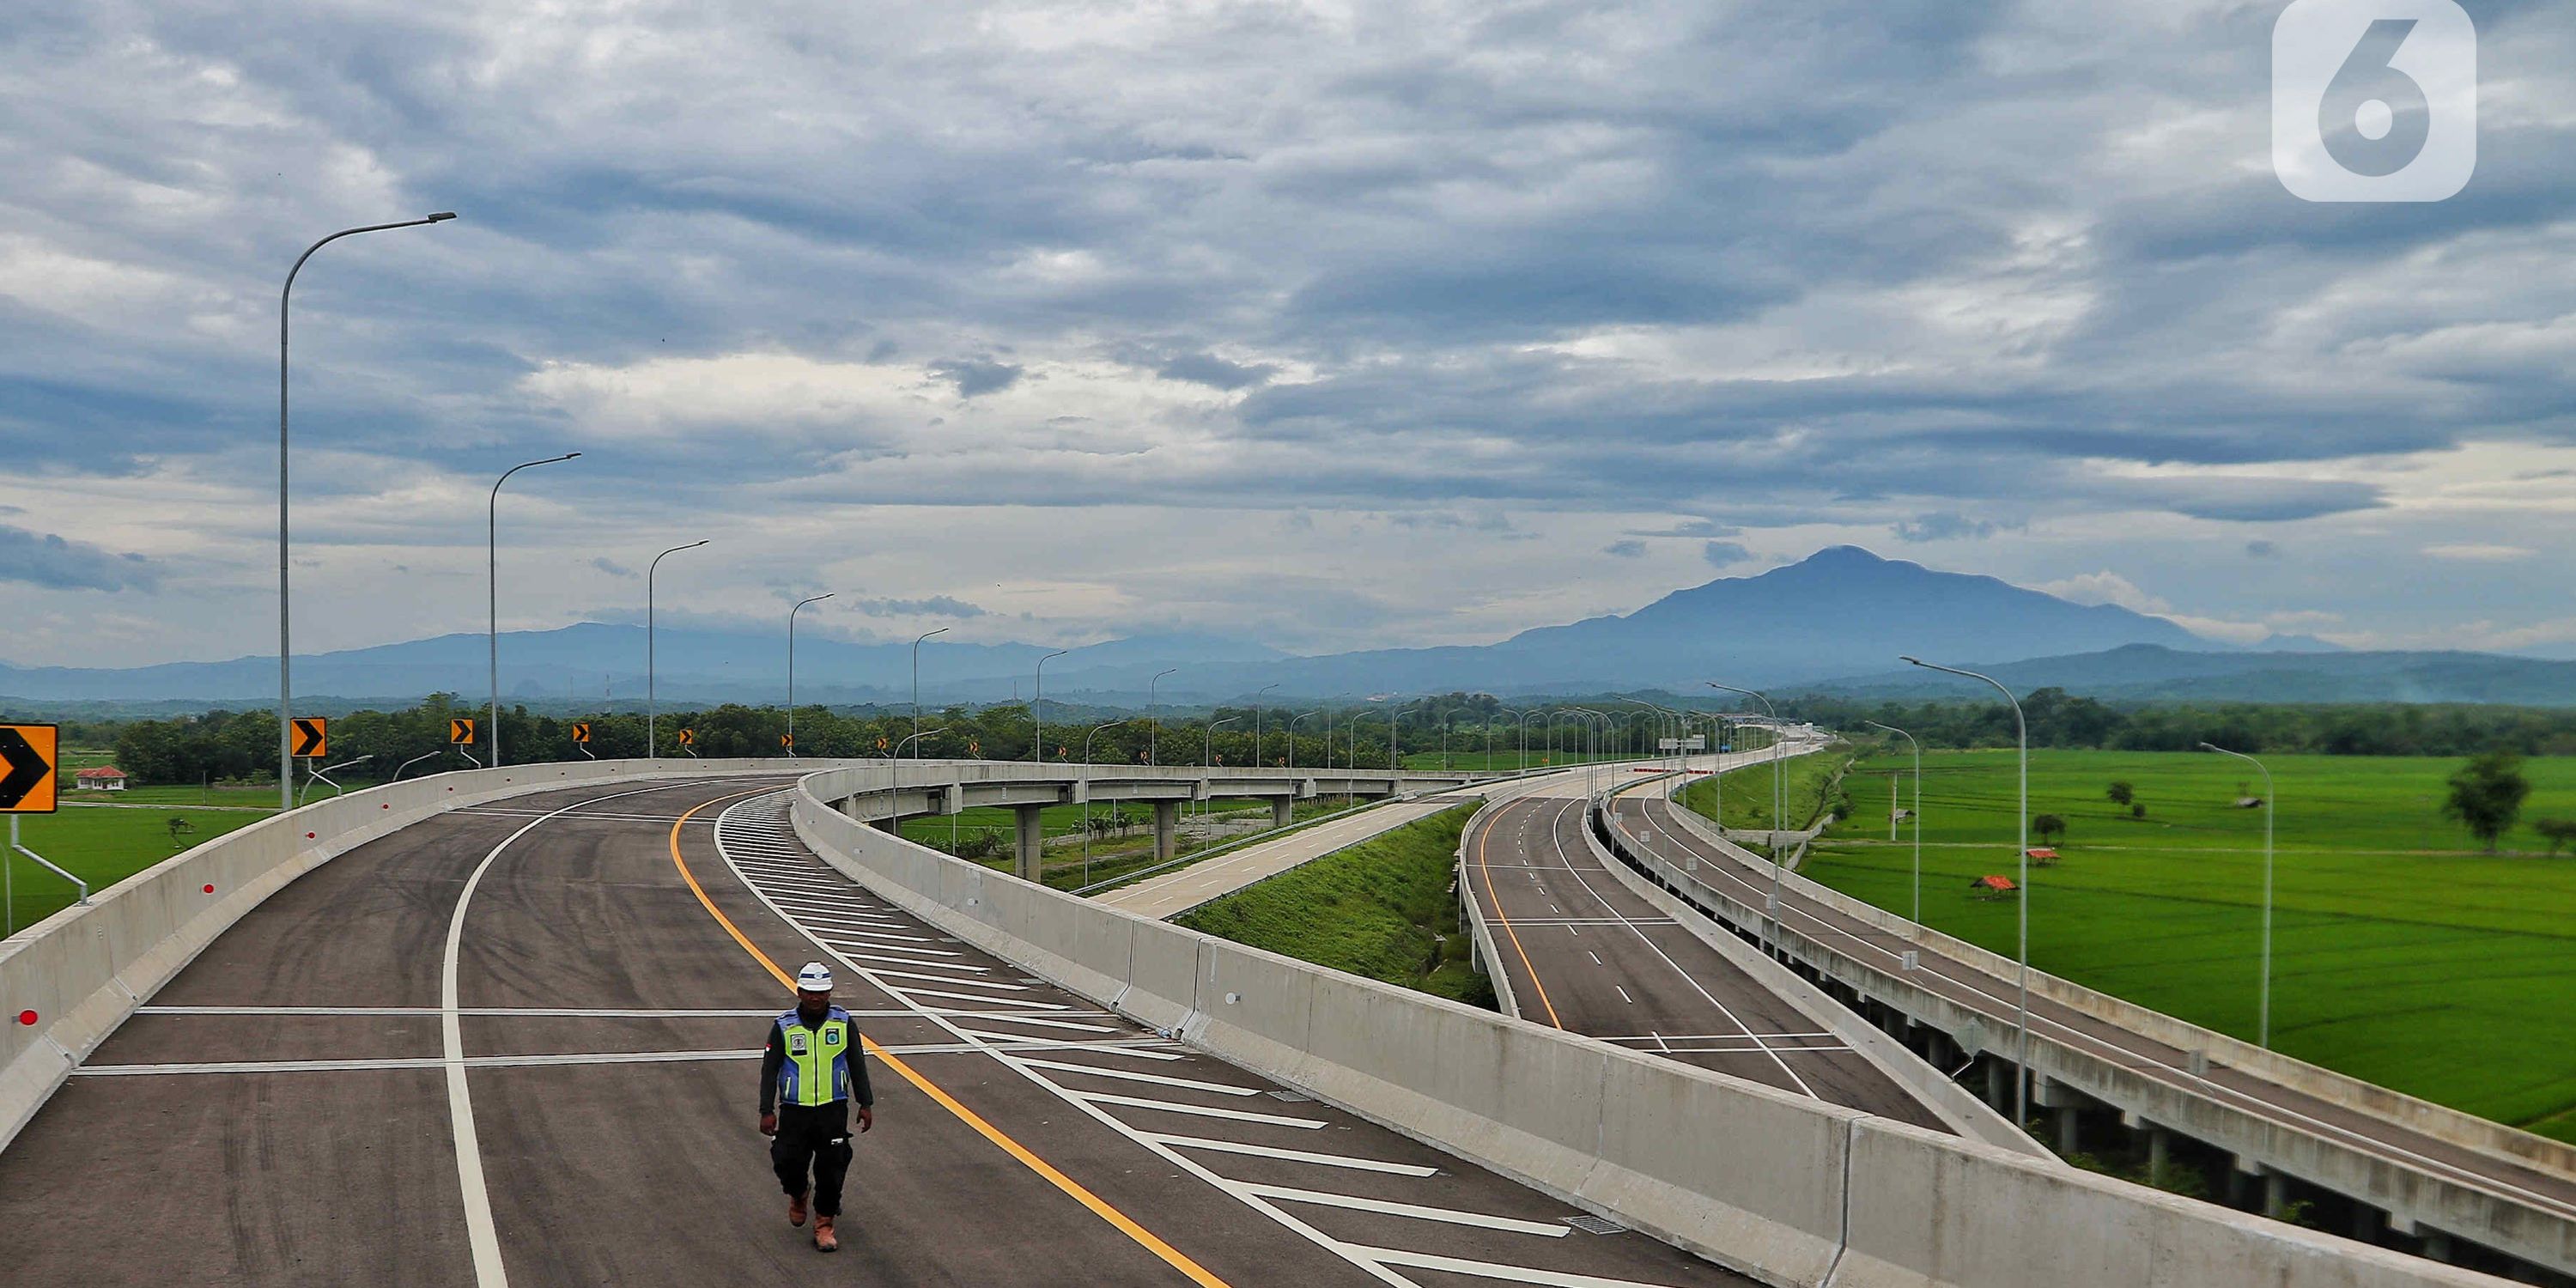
1473, 799, 1564, 1028
665, 792, 1232, 1288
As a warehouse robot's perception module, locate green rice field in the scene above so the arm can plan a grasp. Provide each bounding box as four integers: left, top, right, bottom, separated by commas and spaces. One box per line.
1798, 749, 2576, 1141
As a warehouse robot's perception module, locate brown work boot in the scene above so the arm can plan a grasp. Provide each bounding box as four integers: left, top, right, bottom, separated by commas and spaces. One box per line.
813, 1215, 838, 1253
787, 1193, 808, 1227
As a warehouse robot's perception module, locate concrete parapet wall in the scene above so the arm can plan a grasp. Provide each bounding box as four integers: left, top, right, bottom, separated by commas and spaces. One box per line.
792, 765, 2507, 1288
0, 757, 802, 1155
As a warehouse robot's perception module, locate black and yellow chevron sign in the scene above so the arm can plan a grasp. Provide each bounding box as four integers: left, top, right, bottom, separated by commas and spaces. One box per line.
449, 718, 477, 746
291, 718, 328, 759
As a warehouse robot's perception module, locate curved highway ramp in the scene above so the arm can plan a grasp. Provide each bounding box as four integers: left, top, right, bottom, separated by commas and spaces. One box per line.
0, 775, 1738, 1287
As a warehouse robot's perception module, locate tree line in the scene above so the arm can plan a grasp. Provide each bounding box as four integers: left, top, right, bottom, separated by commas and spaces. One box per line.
1778, 690, 2576, 757
98, 692, 1649, 787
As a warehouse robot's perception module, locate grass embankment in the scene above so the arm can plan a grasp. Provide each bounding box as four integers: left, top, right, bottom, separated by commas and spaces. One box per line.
899, 796, 1352, 889
1176, 804, 1494, 1009
1676, 751, 1849, 835
1805, 749, 2576, 1141
6, 803, 274, 932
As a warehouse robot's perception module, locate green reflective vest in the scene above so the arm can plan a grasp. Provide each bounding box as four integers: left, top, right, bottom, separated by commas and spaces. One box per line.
776, 1008, 854, 1106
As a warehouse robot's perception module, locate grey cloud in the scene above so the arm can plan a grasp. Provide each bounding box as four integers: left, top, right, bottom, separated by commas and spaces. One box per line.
1155, 352, 1277, 391
855, 596, 990, 618
1893, 512, 2002, 543
929, 358, 1024, 398
1602, 539, 1646, 558
592, 557, 636, 578
0, 525, 161, 592
1702, 541, 1751, 567
2245, 540, 2279, 558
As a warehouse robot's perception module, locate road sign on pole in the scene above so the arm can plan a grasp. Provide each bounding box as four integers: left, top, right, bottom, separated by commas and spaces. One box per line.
290, 718, 329, 760
677, 729, 696, 748
781, 733, 793, 750
450, 718, 477, 746
0, 724, 59, 813
571, 722, 592, 744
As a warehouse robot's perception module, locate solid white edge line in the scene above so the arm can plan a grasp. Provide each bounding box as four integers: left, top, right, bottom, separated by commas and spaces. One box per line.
441, 779, 700, 1288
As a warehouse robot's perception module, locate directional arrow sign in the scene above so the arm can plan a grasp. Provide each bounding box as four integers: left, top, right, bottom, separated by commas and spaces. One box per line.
677, 729, 696, 747
781, 733, 793, 750
0, 723, 58, 813
571, 722, 592, 744
450, 719, 477, 746
290, 718, 328, 759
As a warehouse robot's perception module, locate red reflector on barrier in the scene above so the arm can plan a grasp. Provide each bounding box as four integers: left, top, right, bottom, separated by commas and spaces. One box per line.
15, 1011, 33, 1026
203, 884, 215, 894
306, 832, 316, 839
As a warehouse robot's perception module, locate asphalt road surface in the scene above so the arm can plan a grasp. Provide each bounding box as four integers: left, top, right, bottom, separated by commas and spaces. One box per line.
1605, 779, 2576, 1243
0, 775, 1750, 1287
1464, 769, 1947, 1132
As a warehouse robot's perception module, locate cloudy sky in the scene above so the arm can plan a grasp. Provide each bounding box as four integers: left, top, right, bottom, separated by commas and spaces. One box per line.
4, 0, 2573, 670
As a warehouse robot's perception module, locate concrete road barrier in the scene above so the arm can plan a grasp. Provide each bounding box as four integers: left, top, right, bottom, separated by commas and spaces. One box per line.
793, 765, 2510, 1288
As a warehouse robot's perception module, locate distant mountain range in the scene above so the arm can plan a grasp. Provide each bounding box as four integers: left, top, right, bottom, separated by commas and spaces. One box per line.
9, 545, 2563, 711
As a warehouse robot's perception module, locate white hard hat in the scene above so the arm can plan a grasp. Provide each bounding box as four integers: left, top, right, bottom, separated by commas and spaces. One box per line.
796, 962, 834, 992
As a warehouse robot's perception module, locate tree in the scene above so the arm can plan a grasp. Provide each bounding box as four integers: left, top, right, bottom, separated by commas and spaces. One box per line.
2443, 750, 2531, 853
2535, 819, 2576, 858
2032, 814, 2068, 846
2105, 781, 2135, 807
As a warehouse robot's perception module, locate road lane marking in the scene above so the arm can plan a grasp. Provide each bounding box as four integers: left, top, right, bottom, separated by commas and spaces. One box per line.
1354, 1246, 1692, 1287
1018, 1059, 1265, 1096
1072, 1090, 1328, 1128
1473, 799, 1564, 1028
1540, 795, 1818, 1100
1148, 1134, 1442, 1176
1242, 1183, 1571, 1237
441, 779, 752, 1288
669, 796, 1236, 1288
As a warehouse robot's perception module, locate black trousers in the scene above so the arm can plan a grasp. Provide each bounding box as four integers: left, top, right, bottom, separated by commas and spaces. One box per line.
771, 1100, 854, 1218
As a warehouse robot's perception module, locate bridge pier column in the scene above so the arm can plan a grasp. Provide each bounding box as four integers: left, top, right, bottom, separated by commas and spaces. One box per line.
1984, 1060, 2008, 1114
2423, 1232, 2452, 1264
1154, 801, 1179, 862
2263, 1170, 2287, 1220
2148, 1127, 2169, 1188
1271, 798, 1294, 829
1013, 804, 1046, 881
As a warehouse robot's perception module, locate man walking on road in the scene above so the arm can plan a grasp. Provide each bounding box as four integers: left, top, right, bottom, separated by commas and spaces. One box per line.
759, 962, 875, 1252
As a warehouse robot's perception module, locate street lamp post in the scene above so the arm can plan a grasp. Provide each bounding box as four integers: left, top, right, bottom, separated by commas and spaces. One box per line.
1903, 655, 2031, 1128
1148, 668, 1177, 767
487, 452, 579, 769
1082, 718, 1133, 886
1253, 684, 1279, 767
1867, 720, 1924, 933
1033, 649, 1071, 762
1706, 683, 1784, 926
2202, 742, 2278, 1049
277, 210, 457, 810
787, 593, 834, 757
1205, 715, 1240, 830
911, 628, 950, 763
1286, 711, 1318, 769
646, 540, 709, 756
